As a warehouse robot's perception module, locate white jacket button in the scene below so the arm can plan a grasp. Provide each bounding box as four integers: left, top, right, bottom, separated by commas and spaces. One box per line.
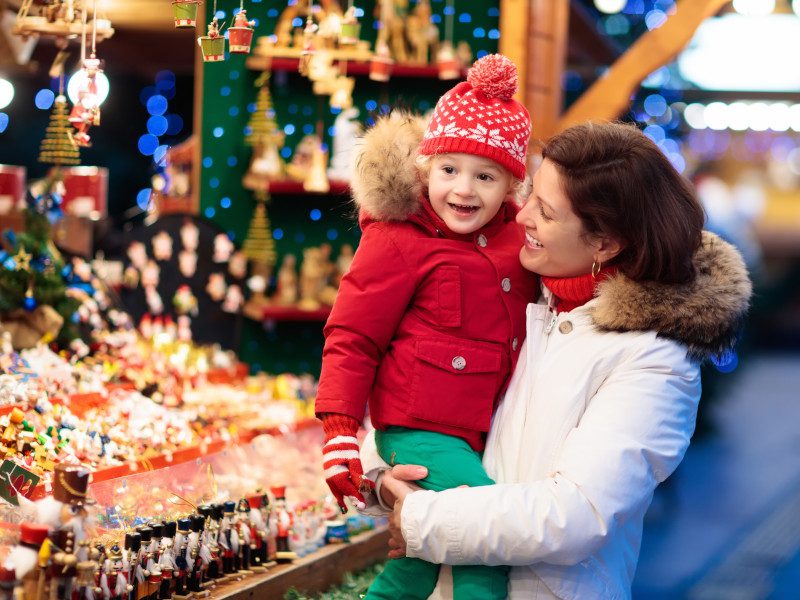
558, 321, 574, 334
477, 234, 488, 247
452, 356, 467, 370
512, 337, 518, 351
501, 278, 511, 292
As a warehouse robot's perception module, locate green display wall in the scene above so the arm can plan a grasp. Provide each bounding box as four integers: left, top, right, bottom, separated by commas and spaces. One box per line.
199, 0, 500, 374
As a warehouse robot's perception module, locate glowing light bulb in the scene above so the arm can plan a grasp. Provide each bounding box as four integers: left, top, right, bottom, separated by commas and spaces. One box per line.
67, 70, 110, 107
0, 79, 14, 110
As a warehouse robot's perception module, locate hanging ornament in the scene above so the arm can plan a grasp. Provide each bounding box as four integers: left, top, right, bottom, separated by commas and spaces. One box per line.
339, 3, 361, 46
13, 248, 32, 272
198, 0, 226, 63
68, 4, 105, 147
298, 11, 319, 76
436, 0, 460, 80
369, 41, 394, 82
173, 0, 201, 28
23, 281, 37, 312
228, 1, 255, 54
39, 94, 81, 167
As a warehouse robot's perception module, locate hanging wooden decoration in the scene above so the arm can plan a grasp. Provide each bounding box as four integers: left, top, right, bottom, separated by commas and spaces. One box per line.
227, 1, 256, 54
198, 0, 225, 62
172, 0, 201, 28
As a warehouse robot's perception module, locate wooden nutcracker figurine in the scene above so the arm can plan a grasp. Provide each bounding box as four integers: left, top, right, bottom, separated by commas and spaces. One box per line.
75, 540, 101, 600
124, 532, 143, 600
244, 492, 266, 571
270, 487, 297, 563
44, 464, 96, 600
204, 505, 224, 581
134, 526, 153, 600
171, 518, 191, 598
108, 545, 133, 600
218, 502, 238, 575
144, 523, 163, 600
158, 521, 176, 599
186, 513, 207, 594
234, 499, 252, 573
0, 567, 16, 600
4, 522, 49, 600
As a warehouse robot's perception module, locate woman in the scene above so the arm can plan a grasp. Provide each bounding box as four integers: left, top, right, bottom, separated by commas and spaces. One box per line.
363, 121, 752, 599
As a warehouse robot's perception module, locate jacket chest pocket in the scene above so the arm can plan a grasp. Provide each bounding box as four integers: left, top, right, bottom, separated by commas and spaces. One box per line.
436, 266, 461, 328
409, 337, 502, 432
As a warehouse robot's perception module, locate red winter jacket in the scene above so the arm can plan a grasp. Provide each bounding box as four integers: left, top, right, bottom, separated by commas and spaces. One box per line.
315, 114, 537, 451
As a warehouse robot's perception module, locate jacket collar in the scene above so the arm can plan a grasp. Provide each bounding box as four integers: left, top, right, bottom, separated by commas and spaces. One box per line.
589, 231, 751, 362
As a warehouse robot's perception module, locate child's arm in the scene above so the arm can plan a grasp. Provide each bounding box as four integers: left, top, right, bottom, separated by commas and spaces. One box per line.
315, 223, 420, 511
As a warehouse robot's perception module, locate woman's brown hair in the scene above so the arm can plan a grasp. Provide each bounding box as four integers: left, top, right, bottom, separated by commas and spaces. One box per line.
542, 121, 705, 284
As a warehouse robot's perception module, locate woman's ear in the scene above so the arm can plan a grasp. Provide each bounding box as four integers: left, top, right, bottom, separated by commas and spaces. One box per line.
594, 235, 625, 263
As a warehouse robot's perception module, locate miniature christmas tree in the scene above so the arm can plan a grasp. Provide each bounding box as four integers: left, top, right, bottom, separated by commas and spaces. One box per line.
245, 73, 285, 179
0, 172, 81, 348
242, 190, 277, 270
38, 95, 81, 166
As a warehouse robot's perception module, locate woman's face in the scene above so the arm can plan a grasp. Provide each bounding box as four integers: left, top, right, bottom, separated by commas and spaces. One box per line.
516, 159, 601, 277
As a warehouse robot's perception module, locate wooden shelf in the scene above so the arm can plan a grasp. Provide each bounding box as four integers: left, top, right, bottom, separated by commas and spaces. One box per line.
246, 55, 464, 79
262, 306, 332, 322
211, 527, 389, 600
242, 173, 350, 196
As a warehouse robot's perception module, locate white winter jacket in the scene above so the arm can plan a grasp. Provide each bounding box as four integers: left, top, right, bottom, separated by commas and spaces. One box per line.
362, 232, 752, 599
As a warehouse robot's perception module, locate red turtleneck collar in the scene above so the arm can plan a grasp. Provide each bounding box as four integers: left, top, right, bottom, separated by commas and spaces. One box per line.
541, 267, 618, 313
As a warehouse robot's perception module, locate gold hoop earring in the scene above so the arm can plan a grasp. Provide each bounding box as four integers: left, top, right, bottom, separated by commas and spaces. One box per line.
591, 260, 602, 279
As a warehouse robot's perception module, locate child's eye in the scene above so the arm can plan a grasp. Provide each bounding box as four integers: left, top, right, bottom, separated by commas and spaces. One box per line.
442, 166, 455, 174
477, 173, 495, 182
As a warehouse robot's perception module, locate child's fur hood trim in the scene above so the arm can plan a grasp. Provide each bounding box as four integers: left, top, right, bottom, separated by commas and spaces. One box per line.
591, 231, 752, 362
351, 112, 428, 221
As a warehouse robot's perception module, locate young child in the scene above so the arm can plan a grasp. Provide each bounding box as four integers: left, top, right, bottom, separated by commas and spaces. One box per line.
315, 54, 535, 599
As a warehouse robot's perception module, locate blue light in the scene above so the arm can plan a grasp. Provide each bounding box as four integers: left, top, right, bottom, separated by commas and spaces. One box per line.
243, 125, 252, 136
310, 209, 322, 221
227, 156, 237, 167
139, 86, 156, 105
288, 104, 298, 114
292, 17, 303, 27
229, 70, 240, 80
280, 147, 291, 158
205, 207, 216, 218
473, 27, 485, 38
146, 95, 168, 116
284, 124, 296, 135
431, 14, 441, 24
712, 349, 739, 373
365, 99, 377, 111
488, 28, 500, 40
166, 114, 184, 135
330, 106, 342, 115
443, 5, 455, 15
35, 89, 55, 110
215, 10, 226, 19
155, 79, 175, 94
209, 177, 220, 188
487, 7, 499, 17
273, 228, 284, 240
295, 232, 305, 243
328, 126, 336, 136
213, 127, 224, 138
624, 0, 645, 15
302, 106, 313, 116
644, 94, 668, 118
138, 134, 159, 155
232, 7, 240, 15
220, 197, 232, 208
154, 145, 169, 166
220, 86, 231, 97
643, 124, 665, 143
302, 124, 314, 135
604, 14, 630, 36
326, 229, 338, 240
247, 102, 257, 113
147, 115, 168, 136
156, 69, 175, 83
354, 7, 364, 17
459, 13, 471, 23
229, 106, 240, 117
136, 188, 152, 210
645, 9, 667, 30
477, 50, 489, 59
202, 156, 213, 168
267, 8, 278, 17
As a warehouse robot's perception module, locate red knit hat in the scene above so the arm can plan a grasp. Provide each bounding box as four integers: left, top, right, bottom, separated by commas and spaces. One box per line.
418, 54, 531, 180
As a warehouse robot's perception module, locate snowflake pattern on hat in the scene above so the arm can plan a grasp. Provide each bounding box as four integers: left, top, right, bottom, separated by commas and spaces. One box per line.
419, 54, 532, 180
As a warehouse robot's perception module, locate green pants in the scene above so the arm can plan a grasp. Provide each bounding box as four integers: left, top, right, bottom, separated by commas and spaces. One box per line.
365, 427, 509, 600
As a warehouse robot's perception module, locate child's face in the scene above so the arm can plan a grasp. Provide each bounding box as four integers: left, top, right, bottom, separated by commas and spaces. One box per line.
427, 153, 513, 235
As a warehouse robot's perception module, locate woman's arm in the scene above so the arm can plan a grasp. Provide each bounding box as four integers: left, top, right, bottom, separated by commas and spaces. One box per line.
399, 339, 700, 567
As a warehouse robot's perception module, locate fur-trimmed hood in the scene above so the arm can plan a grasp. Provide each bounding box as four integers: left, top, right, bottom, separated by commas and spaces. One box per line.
591, 231, 752, 362
350, 112, 428, 221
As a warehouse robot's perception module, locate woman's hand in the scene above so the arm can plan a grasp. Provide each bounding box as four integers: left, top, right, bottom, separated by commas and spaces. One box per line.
380, 464, 427, 559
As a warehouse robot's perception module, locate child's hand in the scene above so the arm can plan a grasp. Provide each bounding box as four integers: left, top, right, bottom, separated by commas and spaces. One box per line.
321, 413, 373, 512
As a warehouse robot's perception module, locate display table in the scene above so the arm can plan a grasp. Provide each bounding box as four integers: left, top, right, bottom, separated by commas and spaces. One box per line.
208, 527, 389, 599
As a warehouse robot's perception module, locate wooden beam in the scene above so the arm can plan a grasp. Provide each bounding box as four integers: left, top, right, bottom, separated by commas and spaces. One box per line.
526, 0, 570, 142
557, 0, 731, 131
499, 0, 530, 103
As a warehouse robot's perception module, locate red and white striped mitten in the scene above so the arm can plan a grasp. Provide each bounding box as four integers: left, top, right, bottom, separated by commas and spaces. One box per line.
321, 413, 374, 512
